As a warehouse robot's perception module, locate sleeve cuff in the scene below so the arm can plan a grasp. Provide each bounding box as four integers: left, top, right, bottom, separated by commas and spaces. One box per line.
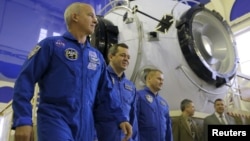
12, 117, 33, 129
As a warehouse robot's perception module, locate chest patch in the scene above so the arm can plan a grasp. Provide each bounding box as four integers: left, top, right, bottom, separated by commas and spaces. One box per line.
146, 94, 153, 103
124, 84, 133, 91
65, 48, 78, 61
88, 51, 99, 64
55, 40, 65, 47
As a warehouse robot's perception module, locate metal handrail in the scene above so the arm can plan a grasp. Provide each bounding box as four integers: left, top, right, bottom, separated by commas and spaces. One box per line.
176, 65, 230, 95
0, 100, 12, 115
237, 72, 250, 80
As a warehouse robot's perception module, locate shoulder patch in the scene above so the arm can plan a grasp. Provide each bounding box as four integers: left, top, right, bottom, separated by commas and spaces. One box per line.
28, 45, 41, 59
160, 100, 166, 106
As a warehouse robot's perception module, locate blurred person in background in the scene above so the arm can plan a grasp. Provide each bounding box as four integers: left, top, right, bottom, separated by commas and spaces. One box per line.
172, 99, 202, 141
203, 98, 236, 141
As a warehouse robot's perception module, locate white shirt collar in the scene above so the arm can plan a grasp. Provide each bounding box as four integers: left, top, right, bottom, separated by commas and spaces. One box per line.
215, 112, 224, 118
215, 112, 228, 124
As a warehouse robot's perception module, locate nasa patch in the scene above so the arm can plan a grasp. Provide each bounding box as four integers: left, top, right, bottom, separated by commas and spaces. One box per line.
55, 40, 65, 47
65, 48, 78, 61
28, 45, 41, 59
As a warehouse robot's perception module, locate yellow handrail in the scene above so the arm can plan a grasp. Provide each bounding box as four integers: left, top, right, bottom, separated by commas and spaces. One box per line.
0, 100, 12, 115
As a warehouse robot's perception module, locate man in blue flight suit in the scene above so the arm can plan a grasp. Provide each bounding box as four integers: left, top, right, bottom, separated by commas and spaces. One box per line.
12, 3, 131, 141
94, 43, 138, 141
137, 68, 173, 141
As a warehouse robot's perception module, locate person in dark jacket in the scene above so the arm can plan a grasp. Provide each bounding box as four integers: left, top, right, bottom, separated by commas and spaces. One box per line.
172, 99, 202, 141
203, 98, 236, 141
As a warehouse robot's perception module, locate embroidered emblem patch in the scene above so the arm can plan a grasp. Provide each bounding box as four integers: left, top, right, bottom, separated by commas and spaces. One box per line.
146, 94, 153, 103
88, 51, 99, 64
124, 84, 133, 91
87, 62, 97, 70
55, 40, 65, 47
28, 45, 41, 59
65, 48, 78, 61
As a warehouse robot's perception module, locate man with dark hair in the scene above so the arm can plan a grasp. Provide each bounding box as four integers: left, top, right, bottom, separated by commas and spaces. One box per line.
172, 99, 201, 141
94, 43, 138, 141
203, 98, 236, 141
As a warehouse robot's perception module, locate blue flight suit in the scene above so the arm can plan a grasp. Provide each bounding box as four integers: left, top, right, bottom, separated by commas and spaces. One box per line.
94, 65, 138, 141
137, 87, 173, 141
12, 31, 110, 141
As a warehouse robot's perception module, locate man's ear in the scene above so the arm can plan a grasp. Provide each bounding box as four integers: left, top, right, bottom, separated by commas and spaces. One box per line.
107, 54, 112, 61
72, 13, 79, 22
